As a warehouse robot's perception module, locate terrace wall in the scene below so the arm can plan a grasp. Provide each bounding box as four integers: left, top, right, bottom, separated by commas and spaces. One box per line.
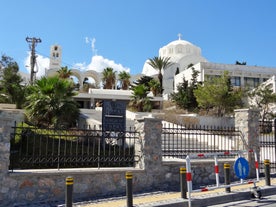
0, 109, 259, 206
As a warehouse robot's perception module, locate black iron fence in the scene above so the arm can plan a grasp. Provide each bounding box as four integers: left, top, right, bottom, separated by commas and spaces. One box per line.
162, 122, 245, 159
9, 122, 140, 170
259, 120, 276, 173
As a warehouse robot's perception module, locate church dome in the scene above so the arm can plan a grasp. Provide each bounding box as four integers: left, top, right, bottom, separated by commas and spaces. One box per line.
142, 36, 207, 90
159, 37, 202, 62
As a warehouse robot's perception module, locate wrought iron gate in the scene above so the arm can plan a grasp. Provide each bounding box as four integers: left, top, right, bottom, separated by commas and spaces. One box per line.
259, 119, 276, 174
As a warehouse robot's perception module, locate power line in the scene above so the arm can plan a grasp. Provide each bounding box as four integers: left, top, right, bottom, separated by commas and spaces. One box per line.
26, 37, 42, 84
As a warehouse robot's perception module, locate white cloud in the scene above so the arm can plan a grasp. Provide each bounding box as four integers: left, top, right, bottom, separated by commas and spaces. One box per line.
73, 55, 130, 73
85, 36, 97, 55
81, 37, 130, 73
24, 52, 50, 78
89, 55, 130, 73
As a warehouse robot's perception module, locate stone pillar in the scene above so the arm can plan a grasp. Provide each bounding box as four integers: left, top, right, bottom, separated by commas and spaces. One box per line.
0, 109, 24, 205
234, 108, 260, 178
134, 118, 163, 170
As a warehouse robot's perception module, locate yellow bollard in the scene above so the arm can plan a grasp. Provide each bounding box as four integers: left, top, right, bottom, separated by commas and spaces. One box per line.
224, 163, 231, 193
126, 171, 133, 207
66, 176, 73, 207
180, 167, 187, 199
264, 159, 271, 186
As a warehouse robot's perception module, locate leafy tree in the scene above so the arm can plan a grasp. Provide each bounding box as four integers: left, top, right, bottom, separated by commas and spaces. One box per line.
147, 56, 173, 94
235, 61, 247, 65
0, 55, 26, 108
118, 71, 131, 90
129, 84, 152, 112
102, 67, 116, 89
57, 66, 72, 79
24, 76, 79, 128
170, 68, 199, 111
248, 85, 276, 122
194, 71, 243, 116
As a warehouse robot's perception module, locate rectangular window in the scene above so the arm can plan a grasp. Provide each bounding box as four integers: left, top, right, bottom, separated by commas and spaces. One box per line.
231, 77, 241, 86
244, 77, 260, 88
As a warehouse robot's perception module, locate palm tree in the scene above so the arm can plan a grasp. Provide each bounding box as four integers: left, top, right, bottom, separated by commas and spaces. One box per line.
118, 71, 131, 90
57, 66, 72, 79
102, 67, 116, 89
148, 79, 161, 96
147, 56, 172, 94
24, 76, 79, 128
129, 84, 152, 112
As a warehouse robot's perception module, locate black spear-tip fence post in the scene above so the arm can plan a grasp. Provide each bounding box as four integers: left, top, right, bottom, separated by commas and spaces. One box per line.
66, 176, 73, 207
264, 159, 271, 186
224, 163, 231, 193
126, 171, 133, 207
180, 167, 187, 199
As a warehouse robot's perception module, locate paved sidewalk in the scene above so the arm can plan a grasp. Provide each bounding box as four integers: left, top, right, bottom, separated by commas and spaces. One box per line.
70, 178, 276, 207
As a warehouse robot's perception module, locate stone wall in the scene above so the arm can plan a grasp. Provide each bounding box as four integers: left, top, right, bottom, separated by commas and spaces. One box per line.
0, 109, 259, 206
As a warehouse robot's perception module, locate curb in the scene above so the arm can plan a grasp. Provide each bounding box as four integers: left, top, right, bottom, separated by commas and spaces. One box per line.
135, 185, 276, 207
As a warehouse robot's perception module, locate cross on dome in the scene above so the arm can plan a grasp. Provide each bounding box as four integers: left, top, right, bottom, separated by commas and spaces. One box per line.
177, 33, 182, 40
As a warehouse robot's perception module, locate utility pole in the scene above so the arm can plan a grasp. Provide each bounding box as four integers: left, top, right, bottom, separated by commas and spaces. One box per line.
26, 37, 42, 84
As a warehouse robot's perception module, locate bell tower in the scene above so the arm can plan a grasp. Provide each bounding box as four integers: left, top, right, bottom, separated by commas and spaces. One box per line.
49, 45, 62, 70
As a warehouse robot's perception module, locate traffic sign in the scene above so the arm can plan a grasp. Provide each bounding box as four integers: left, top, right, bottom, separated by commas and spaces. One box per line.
234, 157, 249, 179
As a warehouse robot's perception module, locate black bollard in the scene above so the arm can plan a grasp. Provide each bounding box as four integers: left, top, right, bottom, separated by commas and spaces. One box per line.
180, 167, 187, 199
65, 176, 73, 207
126, 171, 133, 207
224, 163, 231, 193
264, 159, 271, 186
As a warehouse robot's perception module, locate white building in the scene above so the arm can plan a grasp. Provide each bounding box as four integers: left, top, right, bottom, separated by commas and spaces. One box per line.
175, 62, 276, 91
142, 35, 276, 95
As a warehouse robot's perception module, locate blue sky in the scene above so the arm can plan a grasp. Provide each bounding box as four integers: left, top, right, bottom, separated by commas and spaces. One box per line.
1, 0, 276, 78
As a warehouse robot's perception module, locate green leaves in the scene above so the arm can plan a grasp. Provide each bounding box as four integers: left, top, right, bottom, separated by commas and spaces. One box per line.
24, 76, 79, 127
194, 71, 243, 117
147, 56, 173, 94
129, 84, 152, 112
170, 68, 199, 111
102, 67, 116, 89
0, 54, 25, 108
248, 85, 276, 121
118, 71, 131, 90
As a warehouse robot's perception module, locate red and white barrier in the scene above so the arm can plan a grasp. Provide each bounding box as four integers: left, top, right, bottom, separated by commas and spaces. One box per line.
185, 150, 260, 207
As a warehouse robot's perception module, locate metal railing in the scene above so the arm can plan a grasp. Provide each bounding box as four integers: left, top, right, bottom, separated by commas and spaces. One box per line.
162, 123, 244, 159
9, 122, 140, 170
259, 119, 276, 173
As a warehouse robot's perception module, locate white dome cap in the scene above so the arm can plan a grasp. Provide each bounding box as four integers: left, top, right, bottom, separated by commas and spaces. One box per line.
159, 35, 202, 62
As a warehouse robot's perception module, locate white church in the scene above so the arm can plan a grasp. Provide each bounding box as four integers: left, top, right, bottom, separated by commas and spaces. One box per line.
142, 35, 276, 97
